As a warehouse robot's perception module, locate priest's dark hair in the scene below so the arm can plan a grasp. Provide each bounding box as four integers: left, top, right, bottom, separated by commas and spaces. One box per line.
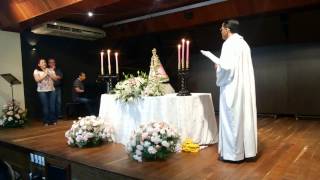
223, 19, 240, 34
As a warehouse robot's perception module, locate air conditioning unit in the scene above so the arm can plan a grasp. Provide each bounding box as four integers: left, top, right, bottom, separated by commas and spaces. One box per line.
31, 21, 106, 40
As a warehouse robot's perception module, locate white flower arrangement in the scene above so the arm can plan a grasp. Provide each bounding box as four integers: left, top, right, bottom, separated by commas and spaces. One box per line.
126, 122, 180, 162
114, 71, 148, 102
0, 100, 27, 128
65, 116, 114, 148
142, 78, 165, 97
115, 72, 165, 102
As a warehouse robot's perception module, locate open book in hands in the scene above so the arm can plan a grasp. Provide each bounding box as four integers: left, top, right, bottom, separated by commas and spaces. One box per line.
200, 50, 220, 65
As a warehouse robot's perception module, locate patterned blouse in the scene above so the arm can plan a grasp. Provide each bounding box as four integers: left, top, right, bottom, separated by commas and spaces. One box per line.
33, 69, 55, 92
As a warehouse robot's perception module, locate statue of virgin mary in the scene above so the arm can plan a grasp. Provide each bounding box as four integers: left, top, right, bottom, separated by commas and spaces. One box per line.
148, 48, 175, 94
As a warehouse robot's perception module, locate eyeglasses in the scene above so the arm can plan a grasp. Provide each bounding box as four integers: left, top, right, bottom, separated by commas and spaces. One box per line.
220, 27, 230, 32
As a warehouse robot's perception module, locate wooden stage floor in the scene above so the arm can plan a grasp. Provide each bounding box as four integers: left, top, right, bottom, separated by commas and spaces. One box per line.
1, 117, 320, 179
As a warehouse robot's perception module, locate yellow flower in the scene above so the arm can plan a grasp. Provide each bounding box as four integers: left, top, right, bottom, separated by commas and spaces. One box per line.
182, 138, 200, 153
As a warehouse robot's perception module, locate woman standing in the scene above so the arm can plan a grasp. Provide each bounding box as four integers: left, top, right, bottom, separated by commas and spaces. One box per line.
33, 59, 58, 125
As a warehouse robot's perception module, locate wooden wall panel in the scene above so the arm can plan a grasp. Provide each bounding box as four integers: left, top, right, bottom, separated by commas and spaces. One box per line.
1, 0, 320, 33
0, 0, 119, 30
0, 0, 82, 30
105, 0, 320, 39
10, 0, 81, 22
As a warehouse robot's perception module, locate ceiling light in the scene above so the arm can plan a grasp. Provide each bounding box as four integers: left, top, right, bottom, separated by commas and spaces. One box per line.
53, 22, 57, 25
88, 11, 93, 17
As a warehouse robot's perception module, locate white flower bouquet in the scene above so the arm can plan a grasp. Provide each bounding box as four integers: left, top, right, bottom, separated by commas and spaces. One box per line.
114, 71, 148, 102
115, 71, 166, 102
65, 116, 114, 148
126, 122, 180, 162
142, 78, 165, 97
0, 100, 27, 128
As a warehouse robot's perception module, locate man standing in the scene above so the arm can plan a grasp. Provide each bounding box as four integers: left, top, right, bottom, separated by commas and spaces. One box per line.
72, 72, 93, 115
48, 58, 63, 119
201, 20, 257, 162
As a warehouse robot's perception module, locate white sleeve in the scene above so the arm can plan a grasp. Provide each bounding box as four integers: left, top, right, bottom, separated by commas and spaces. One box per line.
33, 70, 39, 82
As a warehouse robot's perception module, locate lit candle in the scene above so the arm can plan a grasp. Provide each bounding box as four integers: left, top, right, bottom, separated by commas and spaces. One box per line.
181, 38, 185, 70
115, 52, 119, 74
186, 40, 190, 69
107, 49, 111, 75
178, 44, 181, 70
100, 51, 104, 75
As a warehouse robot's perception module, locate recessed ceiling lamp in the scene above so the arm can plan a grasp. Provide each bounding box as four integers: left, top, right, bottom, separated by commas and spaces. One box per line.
88, 11, 93, 17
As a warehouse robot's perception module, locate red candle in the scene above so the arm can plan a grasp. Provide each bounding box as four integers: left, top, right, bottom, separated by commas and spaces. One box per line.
115, 52, 119, 74
107, 49, 111, 75
178, 44, 181, 70
186, 40, 190, 69
100, 51, 104, 75
181, 39, 185, 69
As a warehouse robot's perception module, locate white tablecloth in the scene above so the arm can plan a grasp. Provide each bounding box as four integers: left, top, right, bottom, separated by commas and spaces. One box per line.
99, 93, 218, 145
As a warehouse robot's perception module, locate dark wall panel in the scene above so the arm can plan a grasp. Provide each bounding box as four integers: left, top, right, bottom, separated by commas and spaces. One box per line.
286, 44, 320, 115
253, 46, 289, 114
253, 44, 320, 115
21, 33, 103, 118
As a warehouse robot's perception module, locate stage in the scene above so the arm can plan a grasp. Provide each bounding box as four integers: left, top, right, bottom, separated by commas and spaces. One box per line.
1, 117, 320, 179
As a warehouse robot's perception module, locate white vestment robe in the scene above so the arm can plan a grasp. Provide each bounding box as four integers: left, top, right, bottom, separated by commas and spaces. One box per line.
203, 33, 257, 161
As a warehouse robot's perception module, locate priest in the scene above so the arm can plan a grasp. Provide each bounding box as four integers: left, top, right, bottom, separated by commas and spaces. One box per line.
201, 19, 257, 162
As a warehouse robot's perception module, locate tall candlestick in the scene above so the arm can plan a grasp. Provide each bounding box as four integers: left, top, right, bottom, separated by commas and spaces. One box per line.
178, 44, 181, 70
186, 40, 190, 69
115, 52, 119, 74
181, 39, 185, 69
100, 51, 104, 75
107, 49, 111, 75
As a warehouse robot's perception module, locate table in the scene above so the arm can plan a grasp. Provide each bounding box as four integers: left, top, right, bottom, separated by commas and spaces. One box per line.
99, 93, 218, 145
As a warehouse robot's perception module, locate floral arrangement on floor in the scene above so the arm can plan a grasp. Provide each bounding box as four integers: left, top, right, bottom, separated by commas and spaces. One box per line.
114, 71, 148, 102
126, 121, 180, 162
0, 100, 27, 128
65, 116, 114, 148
